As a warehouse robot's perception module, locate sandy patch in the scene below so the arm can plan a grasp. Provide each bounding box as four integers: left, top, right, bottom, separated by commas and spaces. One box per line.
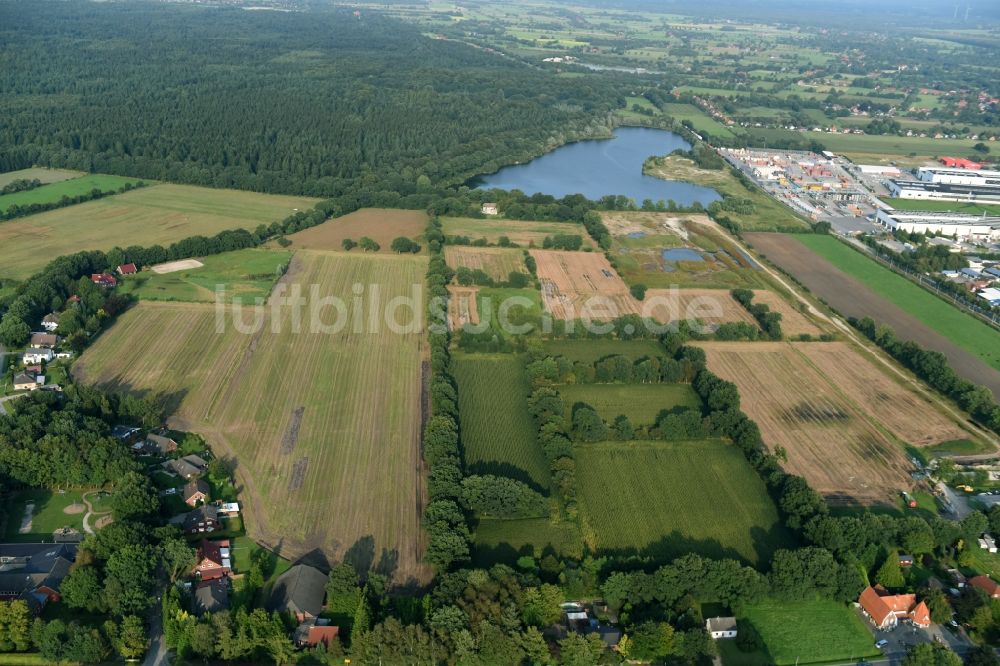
63, 503, 86, 515
151, 258, 204, 274
448, 286, 480, 330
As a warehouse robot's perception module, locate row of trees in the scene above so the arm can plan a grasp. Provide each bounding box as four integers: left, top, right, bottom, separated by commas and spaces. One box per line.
0, 181, 146, 221
731, 289, 783, 340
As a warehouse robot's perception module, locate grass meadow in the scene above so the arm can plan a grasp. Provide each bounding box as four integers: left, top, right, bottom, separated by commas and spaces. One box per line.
473, 517, 583, 565
441, 217, 591, 247
0, 167, 83, 188
559, 383, 701, 425
452, 353, 550, 489
119, 248, 293, 303
574, 440, 791, 565
75, 250, 430, 582
2, 489, 87, 541
795, 235, 1000, 372
0, 183, 319, 280
540, 339, 665, 363
0, 174, 144, 213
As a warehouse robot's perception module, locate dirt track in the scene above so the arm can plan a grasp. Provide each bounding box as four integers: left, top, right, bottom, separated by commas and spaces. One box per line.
745, 232, 1000, 401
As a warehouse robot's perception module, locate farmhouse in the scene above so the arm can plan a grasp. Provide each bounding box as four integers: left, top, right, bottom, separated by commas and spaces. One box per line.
30, 332, 58, 348
163, 454, 208, 480
40, 313, 60, 332
293, 618, 340, 649
184, 479, 210, 507
193, 579, 229, 616
144, 433, 178, 455
169, 505, 221, 535
858, 586, 931, 630
117, 263, 138, 275
22, 348, 53, 364
267, 564, 327, 621
970, 575, 1000, 599
90, 273, 118, 288
481, 203, 499, 215
706, 617, 738, 639
0, 543, 76, 613
13, 372, 41, 391
193, 539, 231, 580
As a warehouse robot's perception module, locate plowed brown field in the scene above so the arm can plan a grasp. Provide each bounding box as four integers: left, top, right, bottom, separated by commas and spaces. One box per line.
531, 249, 640, 320
644, 288, 756, 330
447, 285, 480, 330
285, 208, 427, 253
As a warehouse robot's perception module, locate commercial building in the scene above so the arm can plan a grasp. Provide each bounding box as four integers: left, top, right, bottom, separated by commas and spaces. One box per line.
886, 179, 1000, 204
876, 209, 1000, 241
917, 167, 1000, 187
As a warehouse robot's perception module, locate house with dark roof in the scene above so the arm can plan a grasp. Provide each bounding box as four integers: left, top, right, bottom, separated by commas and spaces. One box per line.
13, 372, 40, 391
971, 575, 1000, 599
0, 543, 76, 613
193, 579, 229, 616
144, 434, 178, 455
184, 479, 210, 507
293, 618, 339, 648
163, 455, 207, 480
267, 564, 327, 621
194, 540, 231, 581
858, 586, 931, 630
111, 425, 142, 444
168, 505, 221, 535
29, 332, 58, 348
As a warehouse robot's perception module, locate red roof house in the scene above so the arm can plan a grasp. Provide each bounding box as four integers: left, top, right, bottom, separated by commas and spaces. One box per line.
293, 619, 339, 648
193, 539, 231, 581
90, 273, 118, 288
971, 575, 1000, 599
858, 586, 931, 629
117, 263, 138, 275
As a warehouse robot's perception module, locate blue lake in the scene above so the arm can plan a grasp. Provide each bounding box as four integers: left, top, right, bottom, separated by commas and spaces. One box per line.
476, 127, 721, 206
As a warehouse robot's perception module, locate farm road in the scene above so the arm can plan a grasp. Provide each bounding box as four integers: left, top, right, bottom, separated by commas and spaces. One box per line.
744, 232, 1000, 402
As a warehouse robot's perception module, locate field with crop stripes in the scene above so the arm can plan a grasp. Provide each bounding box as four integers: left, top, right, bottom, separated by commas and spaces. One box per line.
453, 353, 550, 490
574, 440, 792, 565
559, 384, 701, 425
75, 250, 429, 582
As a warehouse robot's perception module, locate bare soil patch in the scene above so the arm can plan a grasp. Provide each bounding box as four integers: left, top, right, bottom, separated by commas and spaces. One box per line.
752, 290, 824, 337
285, 208, 427, 253
530, 249, 640, 320
744, 232, 1000, 399
95, 516, 114, 530
280, 407, 305, 455
643, 288, 756, 330
698, 341, 915, 506
443, 246, 528, 282
63, 503, 86, 515
602, 210, 713, 238
447, 286, 480, 330
151, 258, 204, 274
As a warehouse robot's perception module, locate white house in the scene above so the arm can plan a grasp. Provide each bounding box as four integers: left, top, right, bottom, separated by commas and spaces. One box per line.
41, 313, 60, 332
706, 617, 738, 639
22, 348, 54, 364
481, 203, 499, 216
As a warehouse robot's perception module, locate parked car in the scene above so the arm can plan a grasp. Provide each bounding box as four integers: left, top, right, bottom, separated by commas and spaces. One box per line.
949, 619, 959, 628
875, 640, 889, 650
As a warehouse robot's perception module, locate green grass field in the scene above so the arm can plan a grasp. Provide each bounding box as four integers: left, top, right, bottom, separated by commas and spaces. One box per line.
883, 197, 1000, 216
559, 383, 701, 425
0, 174, 144, 213
722, 599, 880, 666
662, 103, 739, 140
119, 248, 293, 303
2, 489, 88, 541
453, 353, 550, 489
0, 167, 84, 188
0, 183, 319, 281
795, 235, 1000, 372
540, 338, 665, 362
804, 131, 985, 161
473, 517, 583, 564
475, 287, 546, 338
574, 440, 792, 565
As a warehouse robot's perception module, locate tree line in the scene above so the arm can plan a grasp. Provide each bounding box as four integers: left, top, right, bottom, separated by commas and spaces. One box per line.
0, 181, 147, 221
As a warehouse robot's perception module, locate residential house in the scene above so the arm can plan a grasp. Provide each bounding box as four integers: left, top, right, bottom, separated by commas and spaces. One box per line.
13, 372, 40, 391
948, 568, 968, 588
0, 543, 76, 614
267, 564, 327, 621
67, 295, 81, 306
194, 540, 231, 581
706, 617, 737, 639
169, 505, 221, 535
899, 555, 915, 567
90, 273, 118, 288
858, 586, 931, 630
145, 434, 178, 455
23, 365, 42, 375
979, 534, 998, 553
22, 349, 53, 365
117, 263, 138, 276
184, 479, 210, 507
481, 203, 499, 216
293, 619, 339, 649
193, 579, 229, 616
111, 425, 142, 445
970, 575, 1000, 599
40, 314, 60, 332
162, 455, 207, 480
216, 502, 240, 517
29, 332, 58, 348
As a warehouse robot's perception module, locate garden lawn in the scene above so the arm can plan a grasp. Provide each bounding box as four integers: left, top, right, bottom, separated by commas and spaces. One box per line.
731, 599, 880, 666
2, 489, 87, 540
794, 235, 1000, 372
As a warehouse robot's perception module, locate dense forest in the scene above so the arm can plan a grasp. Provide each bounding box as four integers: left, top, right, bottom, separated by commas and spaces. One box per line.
0, 2, 622, 197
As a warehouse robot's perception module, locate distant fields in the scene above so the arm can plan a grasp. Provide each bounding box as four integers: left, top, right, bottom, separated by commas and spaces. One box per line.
0, 183, 320, 281
441, 217, 591, 247
0, 173, 144, 212
453, 353, 550, 489
794, 235, 1000, 372
559, 383, 701, 425
0, 167, 83, 188
119, 248, 293, 303
75, 251, 429, 582
284, 208, 427, 253
574, 440, 791, 565
803, 130, 985, 162
662, 103, 739, 139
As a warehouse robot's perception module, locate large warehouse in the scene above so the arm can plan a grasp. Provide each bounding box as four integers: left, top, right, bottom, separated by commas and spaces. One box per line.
876, 209, 1000, 241
886, 179, 1000, 204
917, 167, 1000, 186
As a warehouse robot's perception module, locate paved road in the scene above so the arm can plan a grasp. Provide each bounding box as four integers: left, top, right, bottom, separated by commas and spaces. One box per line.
142, 602, 169, 666
0, 393, 22, 416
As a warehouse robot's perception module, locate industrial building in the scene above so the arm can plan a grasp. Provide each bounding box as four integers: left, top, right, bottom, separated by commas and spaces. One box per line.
916, 167, 1000, 186
886, 179, 1000, 204
876, 209, 1000, 241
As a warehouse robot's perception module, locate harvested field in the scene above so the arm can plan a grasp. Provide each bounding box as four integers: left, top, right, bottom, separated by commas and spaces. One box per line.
151, 259, 204, 274
441, 217, 593, 247
698, 341, 915, 505
284, 208, 427, 253
0, 167, 84, 188
530, 249, 640, 320
643, 288, 756, 331
797, 342, 972, 447
443, 246, 528, 282
752, 289, 823, 337
75, 251, 429, 583
447, 286, 481, 331
0, 183, 319, 281
744, 232, 1000, 399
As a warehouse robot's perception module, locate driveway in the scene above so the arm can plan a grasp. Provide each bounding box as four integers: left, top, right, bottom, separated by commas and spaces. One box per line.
142, 602, 169, 666
937, 481, 973, 519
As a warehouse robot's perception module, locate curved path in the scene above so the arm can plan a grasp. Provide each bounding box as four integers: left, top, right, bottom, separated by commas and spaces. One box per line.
81, 491, 112, 535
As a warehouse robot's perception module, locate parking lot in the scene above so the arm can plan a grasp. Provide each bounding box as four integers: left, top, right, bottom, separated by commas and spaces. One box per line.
857, 607, 973, 664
